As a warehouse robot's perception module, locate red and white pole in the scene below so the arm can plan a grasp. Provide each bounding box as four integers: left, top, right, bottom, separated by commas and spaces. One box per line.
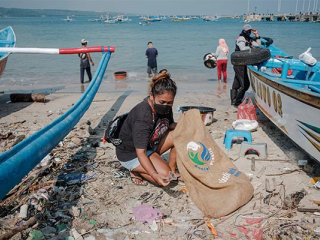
0, 46, 115, 54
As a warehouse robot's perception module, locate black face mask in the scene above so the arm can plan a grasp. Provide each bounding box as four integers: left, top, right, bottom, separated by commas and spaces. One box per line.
153, 103, 172, 115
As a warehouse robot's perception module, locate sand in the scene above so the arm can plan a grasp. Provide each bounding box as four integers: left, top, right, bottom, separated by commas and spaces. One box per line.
0, 77, 320, 240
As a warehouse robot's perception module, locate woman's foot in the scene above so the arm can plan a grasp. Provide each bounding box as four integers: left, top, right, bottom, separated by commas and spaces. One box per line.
218, 80, 221, 84
130, 171, 148, 186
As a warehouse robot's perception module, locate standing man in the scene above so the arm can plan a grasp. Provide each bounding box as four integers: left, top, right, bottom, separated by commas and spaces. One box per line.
145, 42, 158, 78
231, 24, 261, 106
78, 39, 94, 84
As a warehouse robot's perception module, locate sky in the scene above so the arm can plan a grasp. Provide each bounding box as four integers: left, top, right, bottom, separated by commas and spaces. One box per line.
0, 0, 318, 15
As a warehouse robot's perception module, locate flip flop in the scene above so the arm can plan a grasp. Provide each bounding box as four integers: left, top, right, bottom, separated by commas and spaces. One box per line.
131, 176, 148, 186
113, 170, 129, 178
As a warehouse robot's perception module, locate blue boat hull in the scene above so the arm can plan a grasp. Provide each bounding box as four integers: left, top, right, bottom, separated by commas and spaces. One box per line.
0, 52, 112, 200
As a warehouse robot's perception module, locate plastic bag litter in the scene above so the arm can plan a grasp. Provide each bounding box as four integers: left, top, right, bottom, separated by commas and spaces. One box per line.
132, 204, 163, 223
299, 47, 317, 66
232, 119, 258, 132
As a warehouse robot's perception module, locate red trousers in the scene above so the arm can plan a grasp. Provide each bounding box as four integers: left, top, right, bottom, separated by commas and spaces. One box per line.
217, 59, 228, 82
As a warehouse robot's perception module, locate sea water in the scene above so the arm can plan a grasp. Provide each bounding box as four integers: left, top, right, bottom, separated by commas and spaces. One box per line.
0, 16, 319, 86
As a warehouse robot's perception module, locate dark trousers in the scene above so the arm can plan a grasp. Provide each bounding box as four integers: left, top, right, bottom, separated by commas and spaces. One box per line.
80, 67, 92, 84
232, 65, 250, 105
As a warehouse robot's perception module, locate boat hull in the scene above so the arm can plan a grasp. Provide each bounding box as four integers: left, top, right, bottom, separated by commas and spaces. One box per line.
0, 26, 16, 77
0, 56, 8, 77
248, 67, 320, 162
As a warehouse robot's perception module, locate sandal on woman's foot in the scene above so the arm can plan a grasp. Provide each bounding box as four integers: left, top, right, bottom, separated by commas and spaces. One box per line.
131, 176, 148, 186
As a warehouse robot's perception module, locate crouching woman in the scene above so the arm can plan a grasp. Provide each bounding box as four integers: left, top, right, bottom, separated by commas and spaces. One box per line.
116, 72, 178, 187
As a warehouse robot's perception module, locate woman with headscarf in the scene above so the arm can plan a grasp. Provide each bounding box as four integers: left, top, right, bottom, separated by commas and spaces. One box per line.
214, 39, 229, 84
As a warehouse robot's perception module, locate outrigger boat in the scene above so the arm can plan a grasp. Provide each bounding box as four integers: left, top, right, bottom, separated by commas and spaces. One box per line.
0, 32, 115, 200
247, 39, 320, 162
0, 26, 16, 78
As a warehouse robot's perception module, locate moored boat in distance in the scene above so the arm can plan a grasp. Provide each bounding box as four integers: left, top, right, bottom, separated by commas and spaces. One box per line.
113, 14, 131, 23
247, 40, 320, 162
61, 16, 75, 21
0, 26, 16, 78
202, 15, 219, 21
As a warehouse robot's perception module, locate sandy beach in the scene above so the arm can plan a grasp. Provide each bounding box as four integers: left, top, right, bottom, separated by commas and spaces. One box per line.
1, 76, 320, 240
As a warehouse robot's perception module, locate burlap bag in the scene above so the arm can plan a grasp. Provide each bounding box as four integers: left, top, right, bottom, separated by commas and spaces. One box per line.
172, 109, 254, 218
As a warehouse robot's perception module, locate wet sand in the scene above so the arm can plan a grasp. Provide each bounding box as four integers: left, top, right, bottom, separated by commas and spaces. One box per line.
1, 77, 320, 239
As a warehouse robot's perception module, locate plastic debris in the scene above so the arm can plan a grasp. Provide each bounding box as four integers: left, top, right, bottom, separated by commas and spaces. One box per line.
57, 224, 67, 232
18, 204, 29, 218
132, 204, 163, 224
298, 160, 308, 167
29, 230, 45, 240
71, 228, 83, 240
88, 219, 98, 226
310, 177, 320, 185
55, 172, 97, 185
281, 167, 291, 172
164, 171, 177, 182
315, 181, 320, 189
150, 220, 158, 231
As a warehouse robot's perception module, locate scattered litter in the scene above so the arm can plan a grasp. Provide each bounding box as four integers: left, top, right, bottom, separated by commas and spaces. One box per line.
165, 171, 177, 182
55, 172, 97, 185
132, 204, 163, 223
150, 220, 158, 231
88, 220, 98, 226
298, 160, 308, 167
29, 230, 45, 240
18, 204, 29, 218
315, 181, 320, 189
47, 110, 53, 117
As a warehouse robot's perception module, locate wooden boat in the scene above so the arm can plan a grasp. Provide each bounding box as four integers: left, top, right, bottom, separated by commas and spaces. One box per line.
0, 26, 16, 78
0, 45, 115, 200
170, 18, 186, 22
247, 40, 320, 162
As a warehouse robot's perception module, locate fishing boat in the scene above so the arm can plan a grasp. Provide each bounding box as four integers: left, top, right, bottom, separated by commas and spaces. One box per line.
0, 42, 115, 200
147, 15, 162, 22
114, 15, 131, 23
61, 16, 75, 21
0, 26, 16, 78
170, 17, 186, 22
247, 39, 320, 162
202, 15, 218, 21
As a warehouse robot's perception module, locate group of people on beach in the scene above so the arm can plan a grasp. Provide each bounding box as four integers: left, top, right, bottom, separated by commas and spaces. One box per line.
101, 24, 262, 186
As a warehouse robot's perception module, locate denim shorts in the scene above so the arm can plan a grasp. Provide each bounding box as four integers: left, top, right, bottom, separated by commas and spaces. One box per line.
119, 148, 156, 171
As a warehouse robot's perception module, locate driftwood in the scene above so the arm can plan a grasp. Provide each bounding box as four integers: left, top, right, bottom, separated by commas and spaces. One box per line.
0, 215, 38, 240
10, 93, 46, 103
297, 207, 320, 212
266, 169, 301, 176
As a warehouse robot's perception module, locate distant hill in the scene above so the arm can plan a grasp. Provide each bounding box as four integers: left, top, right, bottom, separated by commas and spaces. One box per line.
0, 7, 123, 17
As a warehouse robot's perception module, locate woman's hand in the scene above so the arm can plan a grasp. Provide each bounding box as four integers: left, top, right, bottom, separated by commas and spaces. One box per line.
252, 29, 259, 37
152, 173, 170, 187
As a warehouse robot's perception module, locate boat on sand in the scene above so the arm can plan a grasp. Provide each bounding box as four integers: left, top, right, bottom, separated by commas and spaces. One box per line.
246, 39, 320, 162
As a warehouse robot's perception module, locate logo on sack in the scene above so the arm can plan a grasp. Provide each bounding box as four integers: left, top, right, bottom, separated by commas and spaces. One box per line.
187, 141, 215, 171
218, 168, 242, 184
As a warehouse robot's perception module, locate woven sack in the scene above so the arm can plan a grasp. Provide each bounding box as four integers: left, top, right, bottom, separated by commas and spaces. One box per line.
172, 109, 253, 218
